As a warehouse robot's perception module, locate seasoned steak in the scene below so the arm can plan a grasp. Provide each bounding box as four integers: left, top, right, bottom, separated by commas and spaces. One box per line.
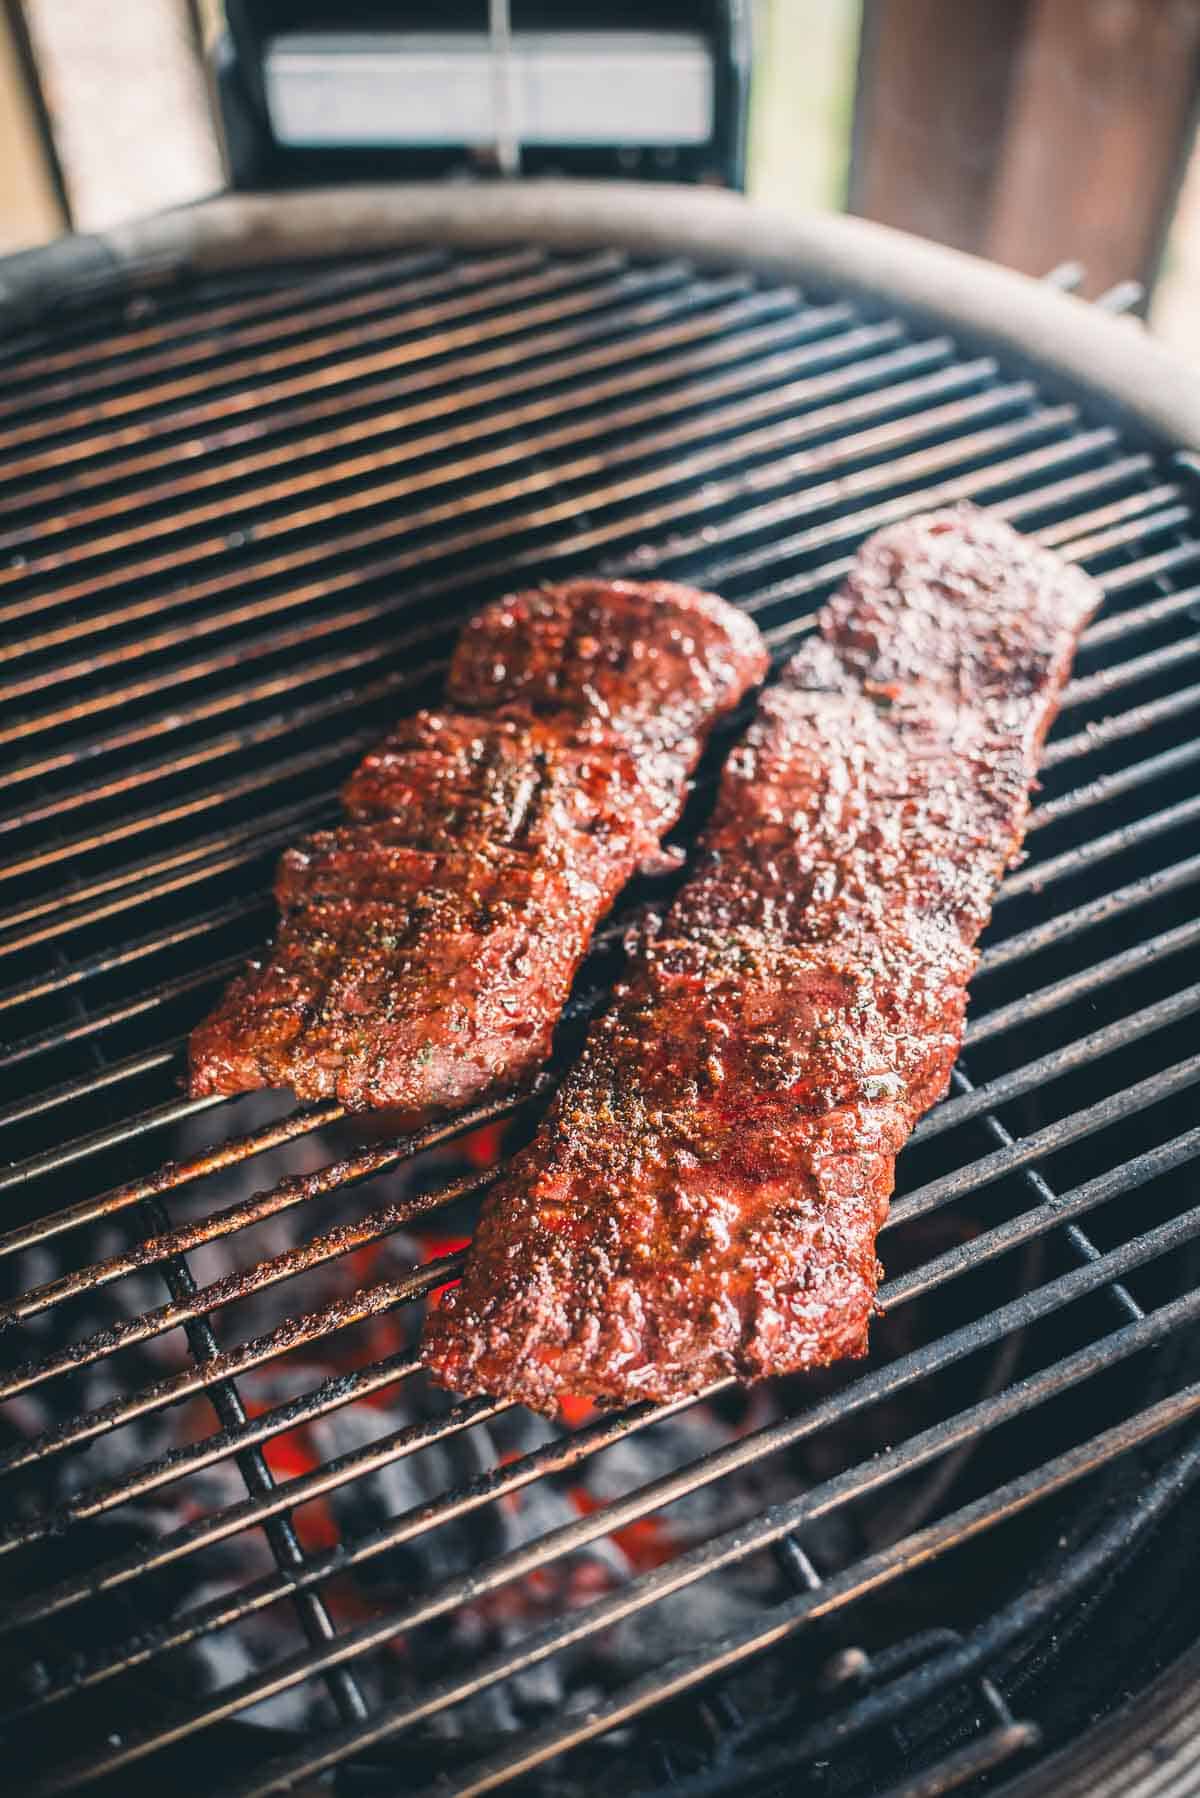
422, 507, 1102, 1411
189, 579, 767, 1115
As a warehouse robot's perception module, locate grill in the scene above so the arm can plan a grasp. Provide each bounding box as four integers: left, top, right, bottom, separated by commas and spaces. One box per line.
3, 181, 1200, 1798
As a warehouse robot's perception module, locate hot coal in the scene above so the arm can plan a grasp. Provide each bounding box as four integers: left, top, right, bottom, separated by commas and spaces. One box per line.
0, 1103, 830, 1742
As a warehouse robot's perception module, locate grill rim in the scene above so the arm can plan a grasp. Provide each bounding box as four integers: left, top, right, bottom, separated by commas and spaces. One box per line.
995, 1629, 1200, 1798
3, 190, 1200, 1795
1, 178, 1198, 449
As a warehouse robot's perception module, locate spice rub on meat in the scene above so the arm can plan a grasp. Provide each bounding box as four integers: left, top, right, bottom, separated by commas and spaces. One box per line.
189, 579, 767, 1116
422, 507, 1102, 1412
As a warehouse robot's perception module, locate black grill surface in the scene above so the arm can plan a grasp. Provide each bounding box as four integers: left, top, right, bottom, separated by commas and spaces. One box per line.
2, 244, 1200, 1798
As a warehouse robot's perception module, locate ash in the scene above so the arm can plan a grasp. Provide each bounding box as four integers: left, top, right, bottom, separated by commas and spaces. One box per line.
1, 1095, 850, 1745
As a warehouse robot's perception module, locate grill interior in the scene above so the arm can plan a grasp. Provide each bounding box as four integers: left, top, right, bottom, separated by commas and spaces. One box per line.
2, 239, 1200, 1798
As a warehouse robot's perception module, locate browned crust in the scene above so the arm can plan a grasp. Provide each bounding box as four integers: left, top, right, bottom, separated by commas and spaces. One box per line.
422, 506, 1102, 1412
189, 579, 767, 1116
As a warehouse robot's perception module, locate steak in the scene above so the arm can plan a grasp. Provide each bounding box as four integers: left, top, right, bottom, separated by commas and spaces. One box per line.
189, 579, 767, 1115
422, 507, 1102, 1412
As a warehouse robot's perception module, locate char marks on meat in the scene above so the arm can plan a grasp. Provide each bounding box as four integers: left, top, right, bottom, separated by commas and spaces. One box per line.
422, 507, 1103, 1412
189, 580, 767, 1116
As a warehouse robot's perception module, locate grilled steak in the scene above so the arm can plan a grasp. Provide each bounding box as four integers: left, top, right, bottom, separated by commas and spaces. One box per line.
189, 579, 767, 1114
422, 507, 1102, 1411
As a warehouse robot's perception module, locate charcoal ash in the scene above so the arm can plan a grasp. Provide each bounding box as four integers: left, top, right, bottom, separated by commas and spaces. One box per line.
1, 1098, 987, 1753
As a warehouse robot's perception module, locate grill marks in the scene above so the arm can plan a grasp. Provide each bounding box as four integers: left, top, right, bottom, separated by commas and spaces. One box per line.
188, 578, 767, 1117
423, 507, 1103, 1412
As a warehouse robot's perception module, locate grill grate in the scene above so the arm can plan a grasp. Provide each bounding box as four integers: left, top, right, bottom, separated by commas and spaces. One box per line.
2, 242, 1200, 1798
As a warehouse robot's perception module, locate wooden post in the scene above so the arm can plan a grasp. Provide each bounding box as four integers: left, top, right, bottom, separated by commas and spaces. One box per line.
851, 0, 1200, 301
849, 0, 1031, 254
0, 0, 68, 253
986, 0, 1200, 298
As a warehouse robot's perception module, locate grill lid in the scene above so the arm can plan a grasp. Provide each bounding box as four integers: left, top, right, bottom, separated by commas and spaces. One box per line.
2, 184, 1200, 1798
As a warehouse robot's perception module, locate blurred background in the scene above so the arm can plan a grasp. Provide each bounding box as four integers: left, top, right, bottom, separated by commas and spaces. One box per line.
1, 0, 1198, 358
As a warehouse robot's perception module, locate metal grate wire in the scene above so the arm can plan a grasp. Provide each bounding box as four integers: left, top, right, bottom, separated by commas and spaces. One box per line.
2, 243, 1200, 1798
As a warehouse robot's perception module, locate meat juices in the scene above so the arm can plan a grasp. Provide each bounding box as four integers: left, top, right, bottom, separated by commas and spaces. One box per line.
189, 580, 767, 1116
423, 507, 1102, 1412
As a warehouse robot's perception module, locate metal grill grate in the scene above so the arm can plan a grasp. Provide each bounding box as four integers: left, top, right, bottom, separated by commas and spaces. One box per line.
2, 240, 1200, 1798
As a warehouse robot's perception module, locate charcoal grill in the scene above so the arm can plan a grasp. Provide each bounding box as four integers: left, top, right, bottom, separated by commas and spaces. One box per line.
3, 180, 1200, 1798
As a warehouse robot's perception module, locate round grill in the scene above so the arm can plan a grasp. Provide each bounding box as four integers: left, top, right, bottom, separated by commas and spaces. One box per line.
2, 182, 1200, 1798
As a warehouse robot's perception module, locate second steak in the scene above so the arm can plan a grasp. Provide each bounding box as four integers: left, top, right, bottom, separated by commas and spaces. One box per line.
189, 579, 766, 1116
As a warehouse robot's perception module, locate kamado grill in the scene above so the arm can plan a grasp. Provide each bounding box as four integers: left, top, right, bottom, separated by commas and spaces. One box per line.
3, 181, 1200, 1798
